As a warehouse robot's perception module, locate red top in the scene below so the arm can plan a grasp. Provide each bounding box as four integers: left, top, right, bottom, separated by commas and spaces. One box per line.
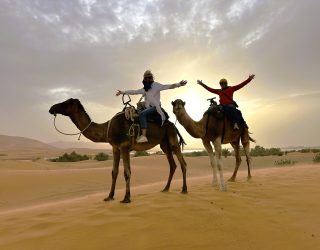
200, 78, 251, 105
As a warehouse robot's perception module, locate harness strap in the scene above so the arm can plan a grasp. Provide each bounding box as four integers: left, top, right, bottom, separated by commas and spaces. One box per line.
53, 114, 92, 140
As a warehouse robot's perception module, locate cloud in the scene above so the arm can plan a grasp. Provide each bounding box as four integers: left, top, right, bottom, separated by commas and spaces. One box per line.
48, 87, 85, 100
227, 0, 258, 22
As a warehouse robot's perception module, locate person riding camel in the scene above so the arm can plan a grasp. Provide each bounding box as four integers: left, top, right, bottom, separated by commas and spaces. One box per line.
197, 74, 255, 130
116, 70, 187, 143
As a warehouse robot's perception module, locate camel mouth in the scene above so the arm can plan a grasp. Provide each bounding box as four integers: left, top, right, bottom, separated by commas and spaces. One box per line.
49, 105, 58, 116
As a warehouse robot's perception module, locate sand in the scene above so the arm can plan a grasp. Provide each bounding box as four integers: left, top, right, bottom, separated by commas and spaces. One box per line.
0, 154, 319, 250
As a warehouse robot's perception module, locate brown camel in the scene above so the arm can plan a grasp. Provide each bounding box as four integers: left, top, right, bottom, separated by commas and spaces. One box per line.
49, 98, 187, 203
172, 99, 255, 191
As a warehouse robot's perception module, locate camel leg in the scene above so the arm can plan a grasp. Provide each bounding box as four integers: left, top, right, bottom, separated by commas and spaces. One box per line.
160, 141, 177, 192
242, 141, 252, 180
121, 147, 131, 203
213, 137, 226, 191
202, 139, 218, 187
172, 145, 188, 194
104, 147, 120, 201
228, 141, 242, 182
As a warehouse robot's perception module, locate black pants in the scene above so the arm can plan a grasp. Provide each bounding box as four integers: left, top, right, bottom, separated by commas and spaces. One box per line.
221, 105, 246, 127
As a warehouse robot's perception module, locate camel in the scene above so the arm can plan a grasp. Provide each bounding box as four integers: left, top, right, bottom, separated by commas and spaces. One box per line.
49, 98, 187, 203
171, 99, 255, 191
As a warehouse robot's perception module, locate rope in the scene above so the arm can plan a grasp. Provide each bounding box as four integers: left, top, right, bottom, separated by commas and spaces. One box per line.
124, 106, 136, 122
128, 123, 140, 138
53, 114, 92, 140
123, 107, 141, 138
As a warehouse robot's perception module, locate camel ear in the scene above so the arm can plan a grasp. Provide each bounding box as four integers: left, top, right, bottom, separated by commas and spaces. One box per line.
182, 101, 186, 106
171, 101, 175, 106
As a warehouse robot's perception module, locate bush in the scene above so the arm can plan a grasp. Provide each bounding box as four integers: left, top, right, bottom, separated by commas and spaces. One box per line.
311, 149, 320, 153
313, 153, 320, 163
222, 148, 231, 158
274, 159, 296, 166
134, 151, 150, 157
183, 150, 208, 157
250, 145, 283, 157
94, 152, 109, 161
299, 148, 311, 153
50, 151, 90, 162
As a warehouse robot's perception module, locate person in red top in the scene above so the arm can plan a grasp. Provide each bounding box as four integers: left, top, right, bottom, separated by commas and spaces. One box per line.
197, 74, 255, 129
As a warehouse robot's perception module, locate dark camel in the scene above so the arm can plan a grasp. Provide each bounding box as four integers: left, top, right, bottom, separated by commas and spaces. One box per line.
49, 98, 187, 203
172, 99, 255, 191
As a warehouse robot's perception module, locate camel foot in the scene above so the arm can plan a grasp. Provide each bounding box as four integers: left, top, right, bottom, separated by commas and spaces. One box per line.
219, 186, 227, 192
161, 188, 169, 193
181, 189, 188, 194
228, 177, 236, 182
247, 176, 252, 181
120, 198, 131, 203
103, 196, 114, 202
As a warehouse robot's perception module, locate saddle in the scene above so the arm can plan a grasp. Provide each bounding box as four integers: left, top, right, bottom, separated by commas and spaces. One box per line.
204, 98, 248, 129
204, 101, 224, 120
124, 102, 169, 126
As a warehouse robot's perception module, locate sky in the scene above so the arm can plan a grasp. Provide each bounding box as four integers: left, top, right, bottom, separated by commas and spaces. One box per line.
0, 0, 319, 149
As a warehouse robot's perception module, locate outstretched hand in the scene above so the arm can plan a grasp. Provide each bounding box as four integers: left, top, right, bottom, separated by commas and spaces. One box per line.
116, 90, 122, 96
248, 74, 255, 81
197, 80, 203, 85
179, 80, 188, 86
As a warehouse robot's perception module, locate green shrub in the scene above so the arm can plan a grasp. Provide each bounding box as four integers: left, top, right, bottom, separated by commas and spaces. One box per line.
311, 149, 320, 153
274, 159, 296, 166
222, 148, 231, 158
299, 148, 311, 153
134, 151, 150, 157
183, 150, 208, 157
313, 153, 320, 163
50, 151, 90, 162
250, 145, 283, 157
94, 152, 109, 161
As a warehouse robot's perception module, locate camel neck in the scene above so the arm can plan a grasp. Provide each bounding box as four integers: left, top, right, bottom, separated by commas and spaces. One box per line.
176, 111, 206, 138
69, 110, 108, 143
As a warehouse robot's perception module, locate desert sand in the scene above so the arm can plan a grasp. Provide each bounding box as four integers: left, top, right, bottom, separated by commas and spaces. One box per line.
0, 153, 319, 250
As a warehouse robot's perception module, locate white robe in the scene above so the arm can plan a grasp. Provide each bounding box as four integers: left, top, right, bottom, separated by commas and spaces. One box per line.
123, 82, 181, 123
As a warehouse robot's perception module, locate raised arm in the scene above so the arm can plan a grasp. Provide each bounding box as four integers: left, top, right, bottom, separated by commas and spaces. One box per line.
197, 80, 220, 94
116, 88, 145, 96
158, 80, 188, 91
232, 74, 255, 91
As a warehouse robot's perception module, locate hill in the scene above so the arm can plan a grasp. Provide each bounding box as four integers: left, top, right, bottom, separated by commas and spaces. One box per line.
0, 134, 57, 151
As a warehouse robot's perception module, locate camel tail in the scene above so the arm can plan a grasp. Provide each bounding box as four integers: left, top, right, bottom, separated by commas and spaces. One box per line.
175, 126, 187, 151
249, 136, 256, 143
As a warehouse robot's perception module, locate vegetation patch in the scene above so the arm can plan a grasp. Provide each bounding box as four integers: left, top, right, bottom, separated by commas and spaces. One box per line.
274, 159, 296, 166
222, 148, 231, 158
250, 145, 283, 157
313, 153, 320, 163
183, 150, 208, 157
94, 152, 109, 161
297, 148, 320, 153
50, 151, 90, 162
134, 151, 150, 157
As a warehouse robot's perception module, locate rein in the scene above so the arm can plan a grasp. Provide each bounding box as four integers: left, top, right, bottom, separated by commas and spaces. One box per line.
53, 114, 92, 140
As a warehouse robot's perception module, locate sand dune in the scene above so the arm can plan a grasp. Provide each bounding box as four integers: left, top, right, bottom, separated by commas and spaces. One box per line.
0, 154, 319, 249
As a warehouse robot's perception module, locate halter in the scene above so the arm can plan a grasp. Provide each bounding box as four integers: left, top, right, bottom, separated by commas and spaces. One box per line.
53, 114, 92, 140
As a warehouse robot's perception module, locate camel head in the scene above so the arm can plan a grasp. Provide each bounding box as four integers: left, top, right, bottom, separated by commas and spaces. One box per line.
171, 99, 186, 116
49, 98, 84, 117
